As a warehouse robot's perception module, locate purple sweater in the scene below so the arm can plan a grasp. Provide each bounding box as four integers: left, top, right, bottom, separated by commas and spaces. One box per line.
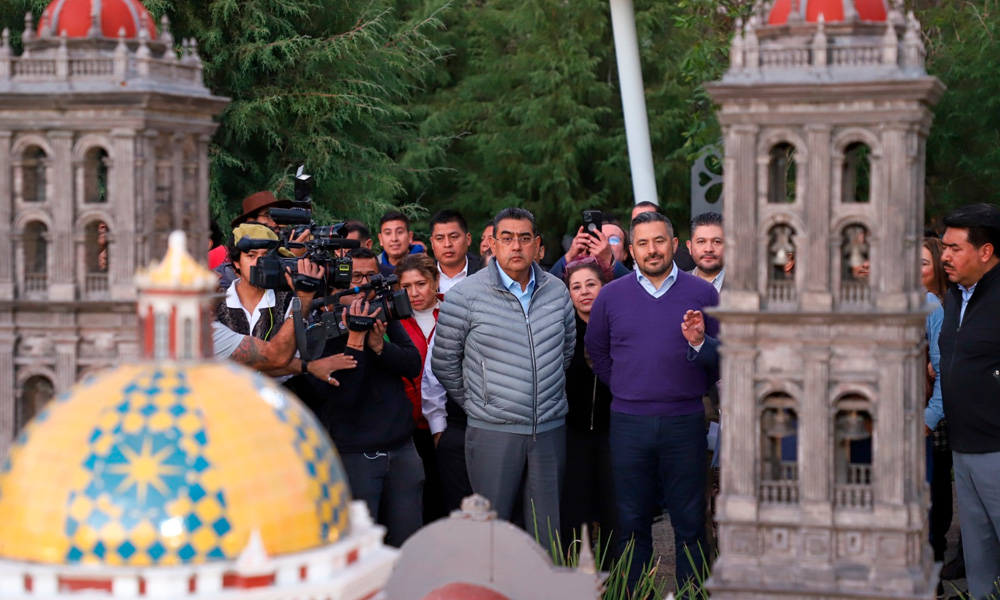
585, 270, 719, 417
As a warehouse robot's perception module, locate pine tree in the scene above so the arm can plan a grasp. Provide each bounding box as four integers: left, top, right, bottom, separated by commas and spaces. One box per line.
1, 0, 450, 229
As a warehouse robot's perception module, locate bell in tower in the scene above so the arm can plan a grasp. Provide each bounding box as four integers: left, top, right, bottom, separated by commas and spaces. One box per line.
706, 0, 943, 598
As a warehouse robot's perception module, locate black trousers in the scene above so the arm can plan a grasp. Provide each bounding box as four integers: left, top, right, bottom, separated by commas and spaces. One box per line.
929, 445, 953, 561
561, 424, 618, 565
414, 427, 448, 523
436, 425, 473, 511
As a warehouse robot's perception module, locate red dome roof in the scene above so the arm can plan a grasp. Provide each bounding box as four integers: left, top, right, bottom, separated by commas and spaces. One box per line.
768, 0, 888, 25
38, 0, 158, 39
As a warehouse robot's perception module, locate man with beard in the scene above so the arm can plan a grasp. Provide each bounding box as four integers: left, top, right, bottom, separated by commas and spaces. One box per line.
585, 210, 719, 590
687, 212, 725, 293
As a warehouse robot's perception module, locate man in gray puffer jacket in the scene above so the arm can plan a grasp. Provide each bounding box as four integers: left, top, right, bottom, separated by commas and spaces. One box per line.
432, 207, 575, 548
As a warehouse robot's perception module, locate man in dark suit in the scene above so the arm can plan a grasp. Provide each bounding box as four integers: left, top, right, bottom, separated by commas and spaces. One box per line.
421, 209, 480, 510
429, 209, 481, 294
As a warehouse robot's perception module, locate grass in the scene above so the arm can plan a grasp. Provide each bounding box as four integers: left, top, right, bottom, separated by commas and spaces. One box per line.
530, 502, 711, 599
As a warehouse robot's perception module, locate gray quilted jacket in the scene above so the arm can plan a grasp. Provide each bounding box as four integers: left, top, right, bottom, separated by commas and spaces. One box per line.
431, 261, 575, 435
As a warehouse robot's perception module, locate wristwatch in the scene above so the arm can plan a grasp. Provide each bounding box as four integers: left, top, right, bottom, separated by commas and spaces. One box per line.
301, 360, 309, 376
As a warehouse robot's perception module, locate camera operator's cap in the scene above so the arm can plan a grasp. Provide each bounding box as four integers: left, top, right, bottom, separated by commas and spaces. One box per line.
230, 191, 293, 228
232, 223, 280, 245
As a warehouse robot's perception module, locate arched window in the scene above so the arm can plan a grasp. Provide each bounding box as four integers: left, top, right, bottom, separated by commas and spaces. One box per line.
759, 394, 799, 504
83, 221, 110, 296
841, 143, 871, 203
767, 224, 797, 305
17, 375, 54, 432
22, 147, 47, 203
834, 396, 874, 509
839, 224, 871, 305
84, 147, 110, 203
768, 143, 798, 204
22, 221, 48, 296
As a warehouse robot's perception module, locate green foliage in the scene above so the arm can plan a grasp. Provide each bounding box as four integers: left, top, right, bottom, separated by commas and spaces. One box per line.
1, 0, 450, 231
403, 0, 752, 249
920, 0, 1000, 219
4, 0, 997, 238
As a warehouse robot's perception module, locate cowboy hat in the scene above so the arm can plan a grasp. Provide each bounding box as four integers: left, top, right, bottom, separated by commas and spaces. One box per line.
230, 191, 292, 228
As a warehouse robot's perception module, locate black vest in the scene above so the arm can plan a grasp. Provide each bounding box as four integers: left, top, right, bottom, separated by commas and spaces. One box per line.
216, 288, 295, 341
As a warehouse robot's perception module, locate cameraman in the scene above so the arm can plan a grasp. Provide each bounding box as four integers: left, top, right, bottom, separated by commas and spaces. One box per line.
213, 224, 355, 384
304, 247, 424, 547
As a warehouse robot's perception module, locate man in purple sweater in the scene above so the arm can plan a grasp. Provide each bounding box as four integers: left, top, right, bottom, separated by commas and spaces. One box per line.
585, 210, 719, 589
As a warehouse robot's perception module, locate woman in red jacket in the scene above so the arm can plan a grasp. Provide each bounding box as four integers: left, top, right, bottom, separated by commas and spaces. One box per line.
396, 253, 447, 522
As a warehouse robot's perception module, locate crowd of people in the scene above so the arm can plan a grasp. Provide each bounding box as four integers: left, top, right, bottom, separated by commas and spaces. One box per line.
207, 191, 1000, 597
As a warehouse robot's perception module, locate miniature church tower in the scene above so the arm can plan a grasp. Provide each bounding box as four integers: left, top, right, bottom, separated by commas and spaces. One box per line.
0, 0, 227, 459
706, 1, 943, 598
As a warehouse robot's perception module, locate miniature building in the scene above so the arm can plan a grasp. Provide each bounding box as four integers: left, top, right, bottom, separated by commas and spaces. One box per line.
0, 0, 228, 462
385, 495, 603, 600
0, 231, 397, 599
705, 1, 943, 598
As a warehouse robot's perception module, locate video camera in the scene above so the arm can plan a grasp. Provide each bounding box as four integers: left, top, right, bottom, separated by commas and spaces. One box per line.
293, 273, 414, 360
246, 166, 359, 291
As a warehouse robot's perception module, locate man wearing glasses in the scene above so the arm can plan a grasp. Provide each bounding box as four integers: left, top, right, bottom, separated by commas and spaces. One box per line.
303, 247, 425, 547
432, 207, 575, 550
550, 211, 632, 281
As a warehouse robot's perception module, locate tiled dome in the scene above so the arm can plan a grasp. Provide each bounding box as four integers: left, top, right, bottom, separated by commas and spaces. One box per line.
0, 363, 351, 566
37, 0, 158, 40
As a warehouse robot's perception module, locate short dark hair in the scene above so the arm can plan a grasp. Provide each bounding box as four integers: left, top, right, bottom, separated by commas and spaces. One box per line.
634, 201, 661, 213
943, 204, 1000, 249
630, 210, 674, 239
226, 242, 241, 265
492, 207, 537, 237
343, 219, 371, 241
691, 211, 723, 234
347, 247, 378, 261
379, 211, 410, 230
429, 209, 469, 234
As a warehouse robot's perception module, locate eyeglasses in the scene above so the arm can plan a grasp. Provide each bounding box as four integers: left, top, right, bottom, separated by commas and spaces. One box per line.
351, 272, 377, 284
494, 234, 536, 246
608, 235, 622, 246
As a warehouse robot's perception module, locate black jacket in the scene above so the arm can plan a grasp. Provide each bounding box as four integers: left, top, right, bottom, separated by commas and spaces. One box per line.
940, 262, 1000, 453
305, 320, 422, 454
565, 315, 612, 432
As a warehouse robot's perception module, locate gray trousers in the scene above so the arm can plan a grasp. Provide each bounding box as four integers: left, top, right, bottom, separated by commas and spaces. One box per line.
954, 450, 1000, 599
465, 425, 566, 549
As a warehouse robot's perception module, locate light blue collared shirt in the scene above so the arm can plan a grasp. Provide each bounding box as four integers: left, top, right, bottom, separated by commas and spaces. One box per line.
497, 264, 536, 315
636, 262, 678, 298
924, 291, 944, 429
958, 282, 977, 325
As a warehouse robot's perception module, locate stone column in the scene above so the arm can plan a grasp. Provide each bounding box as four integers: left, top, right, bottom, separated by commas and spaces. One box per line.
878, 123, 909, 309
0, 130, 13, 298
48, 131, 75, 301
718, 325, 758, 507
803, 125, 832, 311
722, 124, 760, 309
800, 344, 832, 518
137, 130, 158, 268
195, 133, 212, 258
876, 347, 906, 507
54, 342, 78, 393
0, 309, 15, 464
110, 129, 136, 300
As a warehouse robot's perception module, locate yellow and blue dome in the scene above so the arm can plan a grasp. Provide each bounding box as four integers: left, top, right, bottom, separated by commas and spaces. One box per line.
0, 362, 350, 567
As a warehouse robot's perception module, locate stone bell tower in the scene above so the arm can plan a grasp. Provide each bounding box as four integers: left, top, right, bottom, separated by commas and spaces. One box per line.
705, 0, 943, 598
0, 0, 228, 460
